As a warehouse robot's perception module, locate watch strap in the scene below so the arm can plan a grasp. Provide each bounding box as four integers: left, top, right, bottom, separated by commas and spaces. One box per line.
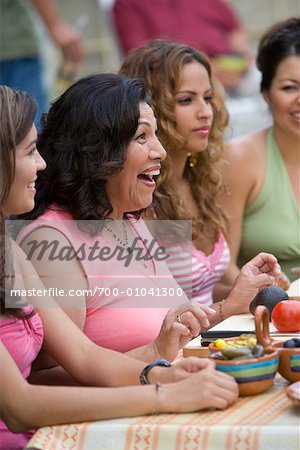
139, 358, 172, 385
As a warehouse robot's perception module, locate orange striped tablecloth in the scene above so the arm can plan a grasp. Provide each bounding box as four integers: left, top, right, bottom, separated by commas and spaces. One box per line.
27, 376, 299, 450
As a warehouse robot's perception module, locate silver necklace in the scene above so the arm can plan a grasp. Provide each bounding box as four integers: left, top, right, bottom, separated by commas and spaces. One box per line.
103, 221, 129, 249
103, 221, 155, 272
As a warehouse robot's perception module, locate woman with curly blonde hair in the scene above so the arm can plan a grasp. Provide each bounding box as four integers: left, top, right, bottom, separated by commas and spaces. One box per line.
120, 40, 234, 308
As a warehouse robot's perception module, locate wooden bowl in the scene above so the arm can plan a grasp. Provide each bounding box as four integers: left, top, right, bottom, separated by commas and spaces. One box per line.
208, 337, 278, 396
255, 305, 300, 383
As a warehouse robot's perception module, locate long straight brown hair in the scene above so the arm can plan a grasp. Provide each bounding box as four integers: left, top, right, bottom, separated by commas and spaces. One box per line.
0, 85, 37, 317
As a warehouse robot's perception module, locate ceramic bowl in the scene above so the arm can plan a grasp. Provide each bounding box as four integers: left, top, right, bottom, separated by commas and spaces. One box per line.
209, 340, 279, 396
274, 343, 300, 383
255, 305, 300, 383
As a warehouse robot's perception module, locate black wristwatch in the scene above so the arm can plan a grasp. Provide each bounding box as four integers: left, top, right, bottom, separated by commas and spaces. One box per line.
139, 358, 172, 385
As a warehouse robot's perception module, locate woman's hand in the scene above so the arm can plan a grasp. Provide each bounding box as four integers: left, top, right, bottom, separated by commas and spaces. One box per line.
275, 271, 290, 291
152, 357, 214, 384
161, 364, 238, 412
223, 252, 281, 316
152, 302, 216, 361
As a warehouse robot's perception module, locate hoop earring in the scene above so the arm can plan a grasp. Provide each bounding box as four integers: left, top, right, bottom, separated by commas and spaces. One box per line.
187, 152, 198, 168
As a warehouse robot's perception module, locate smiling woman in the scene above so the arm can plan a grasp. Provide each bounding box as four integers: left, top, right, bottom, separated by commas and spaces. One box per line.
3, 125, 45, 216
106, 102, 166, 218
1, 90, 45, 218
222, 17, 300, 285
15, 73, 217, 377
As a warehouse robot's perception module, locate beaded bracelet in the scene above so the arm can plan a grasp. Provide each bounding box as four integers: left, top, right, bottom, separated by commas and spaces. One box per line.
219, 299, 226, 322
152, 382, 163, 415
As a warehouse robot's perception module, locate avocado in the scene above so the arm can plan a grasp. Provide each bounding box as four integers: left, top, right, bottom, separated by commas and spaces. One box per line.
249, 286, 289, 317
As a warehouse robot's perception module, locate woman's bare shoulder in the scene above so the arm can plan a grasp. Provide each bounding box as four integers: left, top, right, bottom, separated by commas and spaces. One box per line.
224, 128, 269, 163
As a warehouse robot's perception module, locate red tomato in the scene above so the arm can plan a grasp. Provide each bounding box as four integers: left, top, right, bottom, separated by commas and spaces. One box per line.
271, 300, 300, 332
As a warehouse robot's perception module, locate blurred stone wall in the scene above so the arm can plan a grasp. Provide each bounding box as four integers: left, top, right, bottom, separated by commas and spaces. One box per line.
44, 0, 300, 101
230, 0, 300, 50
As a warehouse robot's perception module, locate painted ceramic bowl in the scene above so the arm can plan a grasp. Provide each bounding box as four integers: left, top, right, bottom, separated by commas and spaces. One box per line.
209, 340, 278, 396
255, 305, 300, 383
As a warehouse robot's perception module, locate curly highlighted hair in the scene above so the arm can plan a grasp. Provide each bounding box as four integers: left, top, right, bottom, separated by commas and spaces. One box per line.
120, 39, 229, 241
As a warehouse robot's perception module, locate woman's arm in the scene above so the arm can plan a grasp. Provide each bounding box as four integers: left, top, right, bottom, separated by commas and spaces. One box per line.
125, 303, 216, 362
221, 135, 261, 287
212, 281, 233, 303
208, 252, 281, 326
19, 227, 88, 382
0, 342, 238, 434
13, 242, 214, 387
19, 227, 213, 365
20, 227, 87, 329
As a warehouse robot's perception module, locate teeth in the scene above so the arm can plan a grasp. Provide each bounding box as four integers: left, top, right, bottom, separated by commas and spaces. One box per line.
27, 182, 35, 189
292, 113, 300, 120
141, 169, 160, 177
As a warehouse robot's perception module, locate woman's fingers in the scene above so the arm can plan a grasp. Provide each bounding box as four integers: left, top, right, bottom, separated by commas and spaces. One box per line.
193, 369, 238, 410
209, 372, 238, 407
276, 272, 290, 290
209, 386, 238, 409
155, 303, 217, 360
179, 311, 202, 337
172, 302, 216, 331
242, 252, 281, 276
175, 357, 216, 372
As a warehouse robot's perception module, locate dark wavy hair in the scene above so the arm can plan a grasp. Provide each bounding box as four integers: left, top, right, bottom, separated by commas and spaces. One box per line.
257, 17, 300, 92
0, 86, 37, 317
20, 73, 150, 229
120, 39, 229, 241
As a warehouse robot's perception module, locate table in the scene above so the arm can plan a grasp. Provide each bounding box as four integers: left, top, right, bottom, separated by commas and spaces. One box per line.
26, 375, 299, 450
26, 279, 300, 450
184, 278, 300, 358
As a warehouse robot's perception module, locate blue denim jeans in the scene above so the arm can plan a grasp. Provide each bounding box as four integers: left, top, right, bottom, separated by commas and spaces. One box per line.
0, 57, 49, 130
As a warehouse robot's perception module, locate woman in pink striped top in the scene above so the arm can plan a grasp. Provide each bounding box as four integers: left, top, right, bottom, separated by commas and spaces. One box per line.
120, 40, 233, 311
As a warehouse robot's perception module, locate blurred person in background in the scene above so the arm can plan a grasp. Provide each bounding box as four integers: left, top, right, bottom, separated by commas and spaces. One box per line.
0, 0, 84, 128
113, 0, 258, 97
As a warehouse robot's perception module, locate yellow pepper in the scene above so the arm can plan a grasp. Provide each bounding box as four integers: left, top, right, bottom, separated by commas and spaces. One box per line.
214, 339, 227, 348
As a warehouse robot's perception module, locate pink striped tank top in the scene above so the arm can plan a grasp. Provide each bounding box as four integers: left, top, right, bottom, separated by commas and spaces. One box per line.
165, 233, 230, 306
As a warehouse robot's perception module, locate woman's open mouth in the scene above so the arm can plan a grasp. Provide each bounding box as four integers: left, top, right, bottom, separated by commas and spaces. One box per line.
137, 169, 160, 186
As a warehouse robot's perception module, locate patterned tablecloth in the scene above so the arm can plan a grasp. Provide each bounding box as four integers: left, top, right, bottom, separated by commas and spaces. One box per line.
27, 376, 299, 450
